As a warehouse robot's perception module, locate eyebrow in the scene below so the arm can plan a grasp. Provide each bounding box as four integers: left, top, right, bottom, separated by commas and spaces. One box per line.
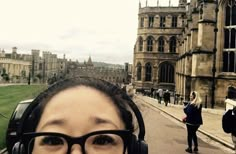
94, 117, 119, 129
40, 119, 66, 130
40, 117, 119, 130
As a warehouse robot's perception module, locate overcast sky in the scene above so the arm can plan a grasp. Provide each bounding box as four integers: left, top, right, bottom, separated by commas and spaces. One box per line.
0, 0, 179, 64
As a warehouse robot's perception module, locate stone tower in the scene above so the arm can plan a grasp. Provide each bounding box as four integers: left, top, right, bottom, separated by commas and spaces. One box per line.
11, 47, 17, 59
31, 49, 40, 79
132, 2, 185, 91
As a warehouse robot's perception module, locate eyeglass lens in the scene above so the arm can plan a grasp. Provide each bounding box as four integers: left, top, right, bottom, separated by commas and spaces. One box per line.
28, 133, 125, 154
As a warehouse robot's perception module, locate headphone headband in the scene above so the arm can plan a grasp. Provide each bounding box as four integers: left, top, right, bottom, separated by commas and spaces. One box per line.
18, 77, 145, 141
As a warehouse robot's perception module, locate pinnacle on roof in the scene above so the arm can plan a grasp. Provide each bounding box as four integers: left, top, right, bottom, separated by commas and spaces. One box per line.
87, 56, 93, 66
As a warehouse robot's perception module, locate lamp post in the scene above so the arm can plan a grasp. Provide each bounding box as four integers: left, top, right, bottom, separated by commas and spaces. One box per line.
211, 0, 219, 109
28, 72, 31, 85
43, 59, 46, 83
31, 55, 35, 82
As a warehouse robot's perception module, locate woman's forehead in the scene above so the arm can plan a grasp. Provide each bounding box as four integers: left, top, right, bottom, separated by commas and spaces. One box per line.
36, 85, 125, 132
52, 85, 103, 98
48, 86, 113, 107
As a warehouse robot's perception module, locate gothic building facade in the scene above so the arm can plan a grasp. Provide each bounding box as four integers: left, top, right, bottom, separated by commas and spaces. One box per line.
0, 47, 67, 83
133, 0, 186, 91
67, 57, 129, 85
133, 0, 236, 106
0, 47, 31, 82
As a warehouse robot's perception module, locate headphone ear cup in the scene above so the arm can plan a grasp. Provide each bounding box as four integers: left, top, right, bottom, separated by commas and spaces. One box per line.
12, 142, 25, 154
128, 135, 148, 154
139, 140, 148, 154
128, 135, 138, 154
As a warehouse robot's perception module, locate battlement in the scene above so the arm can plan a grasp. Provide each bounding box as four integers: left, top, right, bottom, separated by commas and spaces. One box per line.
139, 6, 186, 14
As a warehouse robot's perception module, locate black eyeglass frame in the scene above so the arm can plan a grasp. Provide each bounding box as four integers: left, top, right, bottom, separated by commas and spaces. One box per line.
22, 130, 132, 154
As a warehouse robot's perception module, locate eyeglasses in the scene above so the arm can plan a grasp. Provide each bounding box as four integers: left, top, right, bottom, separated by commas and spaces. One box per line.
22, 130, 131, 154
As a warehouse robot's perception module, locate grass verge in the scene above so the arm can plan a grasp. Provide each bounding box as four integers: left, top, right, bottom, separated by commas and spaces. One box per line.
0, 84, 47, 149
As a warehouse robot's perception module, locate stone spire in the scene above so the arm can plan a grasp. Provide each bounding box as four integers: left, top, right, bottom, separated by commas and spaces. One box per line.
87, 56, 93, 66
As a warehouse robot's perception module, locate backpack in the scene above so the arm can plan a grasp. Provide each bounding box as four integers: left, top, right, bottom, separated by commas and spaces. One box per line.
222, 109, 236, 133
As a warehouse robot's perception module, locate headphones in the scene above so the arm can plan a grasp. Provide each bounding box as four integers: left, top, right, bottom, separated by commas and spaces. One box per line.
12, 77, 148, 154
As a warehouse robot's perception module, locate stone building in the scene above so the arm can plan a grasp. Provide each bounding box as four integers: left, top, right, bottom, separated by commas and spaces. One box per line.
176, 0, 236, 106
125, 62, 133, 83
31, 50, 67, 83
133, 0, 236, 106
0, 47, 67, 83
133, 0, 186, 91
57, 54, 67, 79
67, 56, 128, 85
0, 47, 31, 82
42, 51, 58, 81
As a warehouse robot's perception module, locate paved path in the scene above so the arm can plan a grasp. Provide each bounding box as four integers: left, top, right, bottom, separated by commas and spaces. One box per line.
136, 94, 235, 151
0, 83, 27, 87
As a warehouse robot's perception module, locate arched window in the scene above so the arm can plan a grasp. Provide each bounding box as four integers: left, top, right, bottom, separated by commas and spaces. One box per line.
229, 52, 235, 72
169, 36, 176, 53
139, 37, 143, 51
140, 17, 144, 28
225, 5, 230, 26
224, 29, 230, 48
159, 62, 174, 83
223, 1, 236, 72
171, 16, 178, 28
160, 16, 166, 27
223, 52, 228, 72
158, 37, 165, 52
223, 51, 236, 72
233, 4, 236, 25
145, 63, 152, 81
137, 63, 142, 81
231, 29, 235, 48
148, 16, 154, 28
147, 36, 154, 52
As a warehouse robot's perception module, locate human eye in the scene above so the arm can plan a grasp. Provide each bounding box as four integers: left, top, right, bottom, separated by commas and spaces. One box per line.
39, 136, 65, 146
92, 135, 116, 145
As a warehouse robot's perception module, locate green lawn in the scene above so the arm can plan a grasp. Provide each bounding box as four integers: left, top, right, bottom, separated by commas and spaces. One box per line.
0, 84, 47, 149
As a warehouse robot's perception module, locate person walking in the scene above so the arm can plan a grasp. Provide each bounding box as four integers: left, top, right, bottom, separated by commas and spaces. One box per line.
222, 106, 236, 153
183, 91, 203, 153
231, 107, 236, 153
163, 90, 171, 106
157, 88, 163, 104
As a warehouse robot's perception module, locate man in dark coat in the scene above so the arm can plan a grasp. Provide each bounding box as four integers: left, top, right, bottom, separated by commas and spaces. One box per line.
163, 90, 171, 106
223, 106, 236, 153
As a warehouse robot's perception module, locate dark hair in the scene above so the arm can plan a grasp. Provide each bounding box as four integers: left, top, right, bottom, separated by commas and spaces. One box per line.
23, 77, 134, 133
192, 91, 196, 99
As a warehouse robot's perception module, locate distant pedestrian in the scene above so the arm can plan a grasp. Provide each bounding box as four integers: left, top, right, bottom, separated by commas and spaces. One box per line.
157, 88, 163, 104
153, 89, 157, 99
173, 90, 176, 104
222, 106, 236, 153
151, 87, 154, 98
163, 90, 170, 106
122, 85, 127, 93
183, 91, 203, 153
